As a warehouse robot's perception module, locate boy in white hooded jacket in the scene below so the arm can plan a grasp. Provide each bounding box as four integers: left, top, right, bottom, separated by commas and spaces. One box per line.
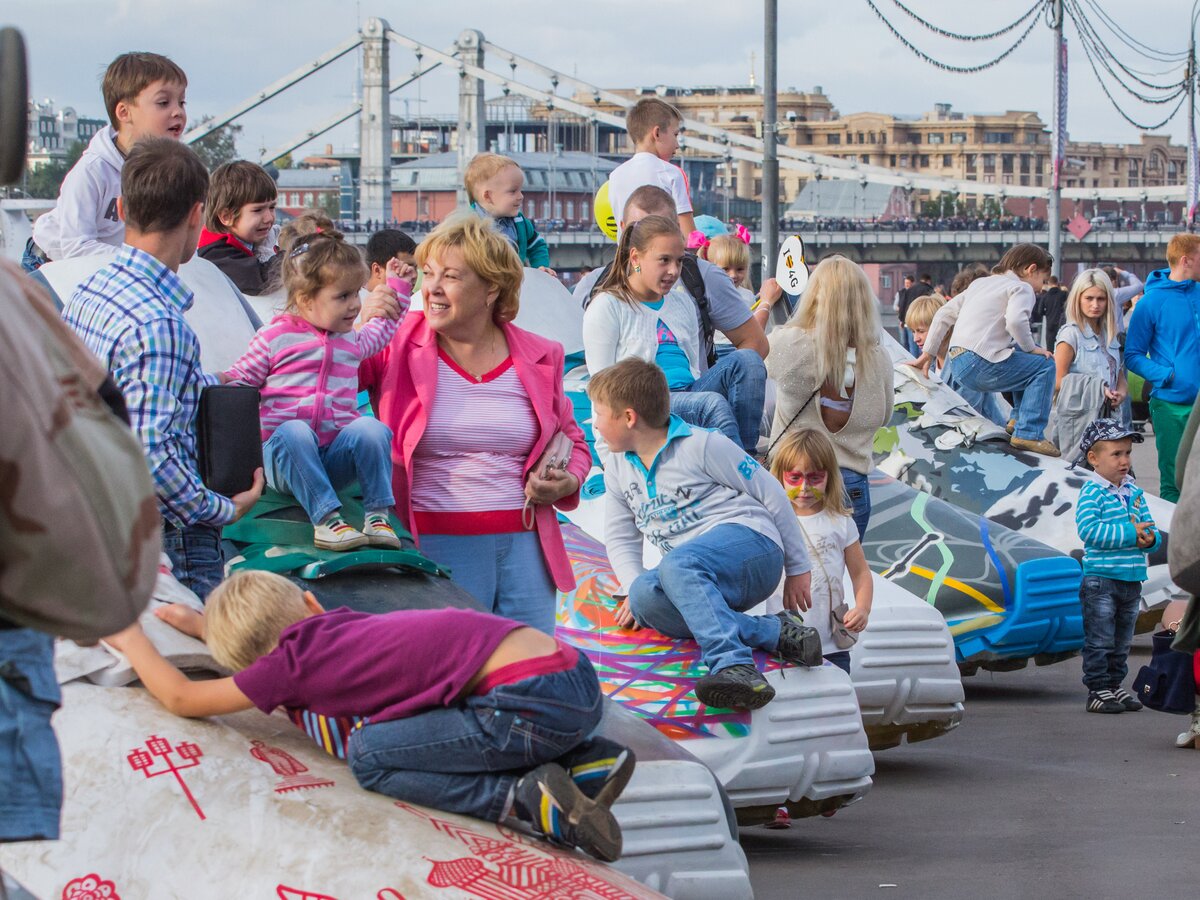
28, 52, 187, 266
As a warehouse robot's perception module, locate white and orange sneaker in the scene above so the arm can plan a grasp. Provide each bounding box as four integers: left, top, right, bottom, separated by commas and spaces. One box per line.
314, 515, 369, 551
362, 511, 402, 549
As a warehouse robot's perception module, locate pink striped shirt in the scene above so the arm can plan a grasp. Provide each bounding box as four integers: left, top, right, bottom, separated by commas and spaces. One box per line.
224, 313, 399, 445
411, 350, 538, 534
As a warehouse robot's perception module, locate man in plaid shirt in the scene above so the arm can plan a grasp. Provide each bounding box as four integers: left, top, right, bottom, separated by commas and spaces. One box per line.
63, 139, 263, 599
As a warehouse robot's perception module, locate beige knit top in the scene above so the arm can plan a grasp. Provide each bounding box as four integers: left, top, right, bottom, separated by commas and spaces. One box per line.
766, 327, 895, 474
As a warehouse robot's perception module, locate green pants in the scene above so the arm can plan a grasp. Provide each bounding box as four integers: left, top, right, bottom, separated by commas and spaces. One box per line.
1149, 397, 1193, 503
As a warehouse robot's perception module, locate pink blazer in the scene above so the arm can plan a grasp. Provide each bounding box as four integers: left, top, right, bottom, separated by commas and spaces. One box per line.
360, 313, 591, 592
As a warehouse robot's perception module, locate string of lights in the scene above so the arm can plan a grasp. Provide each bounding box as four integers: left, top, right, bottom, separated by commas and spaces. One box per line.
1076, 0, 1190, 63
1065, 0, 1188, 95
887, 0, 1043, 43
863, 0, 1042, 73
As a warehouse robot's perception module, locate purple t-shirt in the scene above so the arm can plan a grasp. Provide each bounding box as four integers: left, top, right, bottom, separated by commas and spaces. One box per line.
233, 607, 522, 723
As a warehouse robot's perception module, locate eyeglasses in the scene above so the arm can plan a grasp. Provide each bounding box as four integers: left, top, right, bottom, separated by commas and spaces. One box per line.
782, 470, 828, 487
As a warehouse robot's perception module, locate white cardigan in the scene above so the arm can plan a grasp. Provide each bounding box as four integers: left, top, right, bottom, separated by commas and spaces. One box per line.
583, 289, 703, 377
925, 271, 1038, 363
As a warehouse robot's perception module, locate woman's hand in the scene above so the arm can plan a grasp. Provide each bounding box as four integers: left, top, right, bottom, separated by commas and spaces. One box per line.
361, 285, 401, 323
524, 467, 579, 505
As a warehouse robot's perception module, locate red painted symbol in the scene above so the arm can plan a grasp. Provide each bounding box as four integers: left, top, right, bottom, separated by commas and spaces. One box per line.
250, 739, 334, 793
275, 887, 339, 900
62, 873, 120, 899
127, 734, 206, 820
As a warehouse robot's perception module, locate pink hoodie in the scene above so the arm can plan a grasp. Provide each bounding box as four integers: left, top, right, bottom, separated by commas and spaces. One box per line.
224, 313, 399, 445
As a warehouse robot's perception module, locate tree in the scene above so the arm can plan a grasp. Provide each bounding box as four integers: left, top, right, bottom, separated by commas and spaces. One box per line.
316, 191, 341, 221
271, 152, 293, 170
22, 141, 84, 199
189, 116, 243, 171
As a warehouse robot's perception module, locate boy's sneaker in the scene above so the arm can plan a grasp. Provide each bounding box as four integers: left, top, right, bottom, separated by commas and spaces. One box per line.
1010, 436, 1061, 458
557, 737, 636, 808
1086, 689, 1124, 714
695, 663, 776, 710
1111, 687, 1143, 712
313, 516, 369, 551
510, 762, 622, 862
362, 512, 402, 550
774, 611, 823, 667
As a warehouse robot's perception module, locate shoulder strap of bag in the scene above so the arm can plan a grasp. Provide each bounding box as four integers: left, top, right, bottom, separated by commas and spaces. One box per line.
680, 254, 716, 368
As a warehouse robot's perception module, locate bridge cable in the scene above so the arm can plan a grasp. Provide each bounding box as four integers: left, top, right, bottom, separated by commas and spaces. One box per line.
887, 0, 1043, 43
863, 0, 1042, 73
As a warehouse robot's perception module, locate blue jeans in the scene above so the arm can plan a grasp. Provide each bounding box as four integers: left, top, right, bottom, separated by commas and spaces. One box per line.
628, 524, 784, 673
162, 522, 224, 601
21, 238, 46, 273
900, 327, 920, 358
263, 417, 395, 524
825, 651, 851, 674
841, 468, 871, 543
944, 361, 1009, 427
671, 348, 766, 451
419, 531, 558, 635
347, 651, 603, 822
0, 628, 62, 841
950, 349, 1055, 441
1080, 575, 1142, 691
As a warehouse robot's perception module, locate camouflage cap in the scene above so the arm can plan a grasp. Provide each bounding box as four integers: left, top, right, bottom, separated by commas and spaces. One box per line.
1078, 418, 1143, 457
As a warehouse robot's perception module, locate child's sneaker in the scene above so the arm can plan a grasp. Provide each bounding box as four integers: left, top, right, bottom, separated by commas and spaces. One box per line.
314, 515, 369, 551
510, 762, 622, 861
362, 511, 402, 549
1111, 687, 1143, 712
696, 663, 775, 710
774, 611, 823, 667
1086, 689, 1123, 714
557, 737, 636, 808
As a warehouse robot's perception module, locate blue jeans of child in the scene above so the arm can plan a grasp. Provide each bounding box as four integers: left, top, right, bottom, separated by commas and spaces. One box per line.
628, 524, 784, 674
346, 650, 603, 822
418, 531, 558, 635
671, 348, 766, 451
824, 651, 851, 674
841, 468, 871, 543
944, 361, 1008, 427
0, 628, 62, 841
950, 349, 1055, 442
1080, 574, 1142, 691
263, 417, 395, 524
162, 522, 225, 601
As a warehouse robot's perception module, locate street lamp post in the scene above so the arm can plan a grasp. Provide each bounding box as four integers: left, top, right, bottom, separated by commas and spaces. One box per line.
1187, 0, 1199, 230
761, 0, 779, 276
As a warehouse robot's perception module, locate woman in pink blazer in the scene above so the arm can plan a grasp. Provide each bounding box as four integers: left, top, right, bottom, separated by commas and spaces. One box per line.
360, 214, 589, 633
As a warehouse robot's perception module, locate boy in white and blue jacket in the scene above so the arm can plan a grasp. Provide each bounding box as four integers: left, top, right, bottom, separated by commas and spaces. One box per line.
588, 358, 817, 712
1074, 418, 1160, 715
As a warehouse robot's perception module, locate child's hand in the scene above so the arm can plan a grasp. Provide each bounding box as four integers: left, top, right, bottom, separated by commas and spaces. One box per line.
904, 353, 933, 378
614, 597, 641, 630
1134, 520, 1156, 547
537, 265, 558, 277
757, 278, 784, 308
154, 603, 206, 640
782, 572, 812, 613
102, 621, 145, 654
385, 257, 417, 286
842, 604, 870, 633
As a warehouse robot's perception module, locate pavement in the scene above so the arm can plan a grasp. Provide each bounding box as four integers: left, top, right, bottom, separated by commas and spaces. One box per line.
742, 643, 1199, 899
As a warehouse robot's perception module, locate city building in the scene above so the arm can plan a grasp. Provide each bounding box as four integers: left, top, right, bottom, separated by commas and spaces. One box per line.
26, 100, 106, 170
275, 167, 340, 217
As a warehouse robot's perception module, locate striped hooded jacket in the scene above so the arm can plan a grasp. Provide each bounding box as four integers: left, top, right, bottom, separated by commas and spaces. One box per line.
224, 313, 399, 445
1075, 475, 1160, 582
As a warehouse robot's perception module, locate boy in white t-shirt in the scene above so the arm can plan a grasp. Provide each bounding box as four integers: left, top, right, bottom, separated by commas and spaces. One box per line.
608, 99, 696, 238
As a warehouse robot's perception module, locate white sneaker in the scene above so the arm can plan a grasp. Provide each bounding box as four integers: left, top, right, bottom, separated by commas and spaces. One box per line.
362, 511, 402, 549
314, 515, 368, 551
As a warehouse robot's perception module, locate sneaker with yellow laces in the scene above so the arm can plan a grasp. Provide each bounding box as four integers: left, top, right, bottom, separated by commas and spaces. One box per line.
362, 511, 402, 549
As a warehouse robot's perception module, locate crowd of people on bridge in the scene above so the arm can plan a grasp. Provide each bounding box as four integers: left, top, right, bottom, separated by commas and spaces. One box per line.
5, 50, 1200, 874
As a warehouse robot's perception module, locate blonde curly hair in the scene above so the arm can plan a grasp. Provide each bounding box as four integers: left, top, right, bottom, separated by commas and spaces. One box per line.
416, 212, 524, 325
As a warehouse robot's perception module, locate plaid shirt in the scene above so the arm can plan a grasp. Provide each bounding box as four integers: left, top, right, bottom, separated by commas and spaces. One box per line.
63, 245, 235, 528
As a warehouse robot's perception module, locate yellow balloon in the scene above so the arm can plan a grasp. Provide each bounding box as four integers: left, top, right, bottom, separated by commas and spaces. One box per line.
594, 181, 618, 241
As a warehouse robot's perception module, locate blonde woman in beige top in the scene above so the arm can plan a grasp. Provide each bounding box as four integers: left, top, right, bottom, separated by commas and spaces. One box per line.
766, 255, 894, 541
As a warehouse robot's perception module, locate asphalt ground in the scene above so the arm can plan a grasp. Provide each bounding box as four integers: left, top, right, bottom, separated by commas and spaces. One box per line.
742, 642, 1199, 899
749, 316, 1187, 899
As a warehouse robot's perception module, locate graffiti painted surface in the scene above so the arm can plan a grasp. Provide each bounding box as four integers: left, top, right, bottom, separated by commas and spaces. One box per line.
558, 522, 783, 741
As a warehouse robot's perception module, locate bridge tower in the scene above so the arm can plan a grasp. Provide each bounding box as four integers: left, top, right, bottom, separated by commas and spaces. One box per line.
455, 29, 487, 208
359, 17, 392, 225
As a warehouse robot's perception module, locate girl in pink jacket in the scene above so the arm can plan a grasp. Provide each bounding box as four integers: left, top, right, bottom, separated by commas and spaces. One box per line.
224, 227, 411, 551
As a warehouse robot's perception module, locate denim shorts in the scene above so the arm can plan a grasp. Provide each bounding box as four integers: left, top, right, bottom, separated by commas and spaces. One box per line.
0, 628, 62, 841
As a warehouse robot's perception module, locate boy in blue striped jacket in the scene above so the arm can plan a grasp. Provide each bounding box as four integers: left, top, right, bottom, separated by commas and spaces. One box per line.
1074, 419, 1160, 714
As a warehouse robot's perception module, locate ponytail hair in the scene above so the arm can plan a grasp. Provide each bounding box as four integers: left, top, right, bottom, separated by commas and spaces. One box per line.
993, 242, 1053, 277
277, 211, 367, 312
593, 215, 683, 306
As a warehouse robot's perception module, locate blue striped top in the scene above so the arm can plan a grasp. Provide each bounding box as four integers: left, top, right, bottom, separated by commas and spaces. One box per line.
1075, 477, 1159, 581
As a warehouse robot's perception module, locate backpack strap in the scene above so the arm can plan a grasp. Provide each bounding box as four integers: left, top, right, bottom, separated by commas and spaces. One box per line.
583, 260, 615, 310
680, 253, 717, 368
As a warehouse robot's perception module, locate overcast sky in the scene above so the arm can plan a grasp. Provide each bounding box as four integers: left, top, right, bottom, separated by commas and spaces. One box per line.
10, 0, 1194, 161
